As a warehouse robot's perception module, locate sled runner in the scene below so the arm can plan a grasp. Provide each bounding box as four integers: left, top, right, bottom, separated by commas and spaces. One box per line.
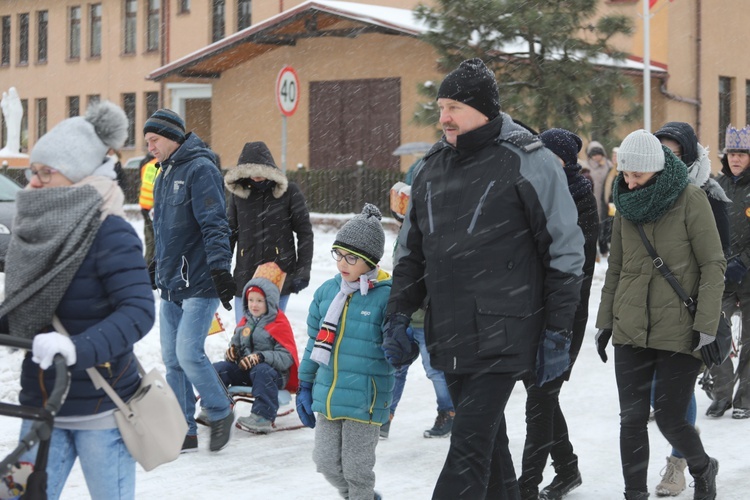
195, 386, 304, 433
0, 334, 71, 500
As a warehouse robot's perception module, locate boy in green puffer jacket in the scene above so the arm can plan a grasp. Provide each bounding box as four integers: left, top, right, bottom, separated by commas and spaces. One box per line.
296, 204, 395, 500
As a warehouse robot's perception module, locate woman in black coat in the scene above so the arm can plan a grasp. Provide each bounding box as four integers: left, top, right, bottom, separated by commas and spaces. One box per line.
519, 128, 599, 500
224, 141, 313, 319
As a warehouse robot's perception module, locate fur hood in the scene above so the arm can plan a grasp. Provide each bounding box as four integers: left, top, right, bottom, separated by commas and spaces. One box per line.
224, 163, 289, 199
689, 144, 730, 203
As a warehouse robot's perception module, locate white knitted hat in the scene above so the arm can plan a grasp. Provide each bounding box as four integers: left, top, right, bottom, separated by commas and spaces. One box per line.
29, 101, 128, 183
617, 129, 665, 173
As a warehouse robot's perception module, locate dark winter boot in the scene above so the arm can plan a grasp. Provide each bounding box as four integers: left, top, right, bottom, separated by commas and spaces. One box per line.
539, 459, 582, 500
539, 470, 582, 500
692, 457, 718, 500
423, 410, 454, 438
624, 490, 650, 500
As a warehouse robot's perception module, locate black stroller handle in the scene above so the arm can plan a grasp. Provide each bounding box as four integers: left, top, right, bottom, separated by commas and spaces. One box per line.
0, 334, 71, 479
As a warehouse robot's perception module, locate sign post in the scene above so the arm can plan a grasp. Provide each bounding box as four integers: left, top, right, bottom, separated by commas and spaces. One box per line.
276, 66, 300, 173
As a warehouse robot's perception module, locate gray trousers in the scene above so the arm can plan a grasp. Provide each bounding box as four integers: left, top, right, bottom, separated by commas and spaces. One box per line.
313, 416, 380, 500
711, 291, 750, 408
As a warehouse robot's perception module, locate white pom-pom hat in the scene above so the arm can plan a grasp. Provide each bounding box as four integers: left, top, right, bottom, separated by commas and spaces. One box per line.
29, 101, 128, 183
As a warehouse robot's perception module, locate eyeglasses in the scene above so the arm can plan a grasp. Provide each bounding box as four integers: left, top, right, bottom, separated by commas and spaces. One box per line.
331, 249, 360, 265
25, 167, 58, 183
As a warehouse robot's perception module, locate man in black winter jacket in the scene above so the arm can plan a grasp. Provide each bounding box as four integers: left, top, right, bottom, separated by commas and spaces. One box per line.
383, 58, 585, 499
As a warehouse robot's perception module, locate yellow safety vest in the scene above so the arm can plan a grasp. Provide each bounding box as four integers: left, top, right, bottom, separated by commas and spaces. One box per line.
139, 159, 159, 210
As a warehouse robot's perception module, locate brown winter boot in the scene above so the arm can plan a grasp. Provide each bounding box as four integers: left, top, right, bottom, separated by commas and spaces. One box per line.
655, 455, 687, 496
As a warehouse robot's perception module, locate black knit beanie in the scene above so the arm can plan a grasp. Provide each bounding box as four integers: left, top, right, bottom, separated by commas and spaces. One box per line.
654, 121, 698, 167
540, 128, 582, 167
437, 58, 500, 120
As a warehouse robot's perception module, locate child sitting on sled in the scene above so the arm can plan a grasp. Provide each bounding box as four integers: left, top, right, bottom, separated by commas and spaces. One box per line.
212, 277, 299, 433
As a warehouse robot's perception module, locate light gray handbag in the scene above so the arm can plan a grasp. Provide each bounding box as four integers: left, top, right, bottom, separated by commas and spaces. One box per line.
53, 317, 187, 471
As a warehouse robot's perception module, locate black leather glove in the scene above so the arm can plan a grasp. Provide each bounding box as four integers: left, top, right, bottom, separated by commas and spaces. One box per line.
292, 278, 309, 294
148, 261, 157, 290
381, 313, 419, 368
210, 269, 236, 310
595, 329, 612, 363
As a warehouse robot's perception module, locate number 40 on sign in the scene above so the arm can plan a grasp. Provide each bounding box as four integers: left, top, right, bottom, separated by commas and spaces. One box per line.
276, 66, 300, 117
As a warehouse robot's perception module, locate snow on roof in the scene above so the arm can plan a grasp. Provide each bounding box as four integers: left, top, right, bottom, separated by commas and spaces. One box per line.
148, 0, 665, 80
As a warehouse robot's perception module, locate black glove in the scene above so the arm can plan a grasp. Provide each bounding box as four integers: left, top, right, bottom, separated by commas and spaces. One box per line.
210, 269, 236, 310
148, 261, 157, 290
381, 313, 419, 368
291, 278, 309, 294
595, 329, 612, 363
725, 256, 748, 285
535, 329, 572, 386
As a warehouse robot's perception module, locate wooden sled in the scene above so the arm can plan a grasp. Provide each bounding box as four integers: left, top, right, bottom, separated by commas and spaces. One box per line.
228, 386, 305, 433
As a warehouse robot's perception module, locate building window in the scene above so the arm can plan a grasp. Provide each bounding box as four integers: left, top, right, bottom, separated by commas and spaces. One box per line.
90, 4, 102, 57
1, 16, 10, 66
123, 93, 136, 147
20, 99, 28, 152
36, 98, 47, 140
37, 11, 48, 62
124, 0, 137, 54
18, 13, 29, 65
68, 96, 80, 117
212, 0, 225, 43
69, 6, 81, 59
145, 91, 159, 119
146, 0, 160, 52
237, 0, 251, 30
719, 76, 733, 151
178, 0, 191, 14
87, 94, 100, 107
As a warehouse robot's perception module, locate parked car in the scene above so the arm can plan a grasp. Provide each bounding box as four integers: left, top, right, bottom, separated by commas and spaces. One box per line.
0, 172, 22, 272
123, 155, 145, 170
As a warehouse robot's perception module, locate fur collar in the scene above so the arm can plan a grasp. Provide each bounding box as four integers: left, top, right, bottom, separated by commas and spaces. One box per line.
224, 163, 289, 199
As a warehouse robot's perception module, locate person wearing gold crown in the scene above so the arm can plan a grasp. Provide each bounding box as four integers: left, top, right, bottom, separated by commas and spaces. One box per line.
708, 124, 750, 420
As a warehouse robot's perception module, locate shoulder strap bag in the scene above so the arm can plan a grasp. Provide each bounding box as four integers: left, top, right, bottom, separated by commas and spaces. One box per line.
52, 317, 187, 471
636, 225, 732, 368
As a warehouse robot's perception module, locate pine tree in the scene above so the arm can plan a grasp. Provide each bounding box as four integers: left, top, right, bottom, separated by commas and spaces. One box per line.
413, 0, 638, 149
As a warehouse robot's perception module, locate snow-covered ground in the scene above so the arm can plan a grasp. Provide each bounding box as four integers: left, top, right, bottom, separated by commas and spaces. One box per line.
1, 213, 748, 499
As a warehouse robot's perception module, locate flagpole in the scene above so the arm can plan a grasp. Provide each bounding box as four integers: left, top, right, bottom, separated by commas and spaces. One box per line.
643, 0, 651, 131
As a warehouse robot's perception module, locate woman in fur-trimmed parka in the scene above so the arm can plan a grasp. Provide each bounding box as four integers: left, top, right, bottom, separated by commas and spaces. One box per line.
224, 141, 313, 317
595, 130, 725, 500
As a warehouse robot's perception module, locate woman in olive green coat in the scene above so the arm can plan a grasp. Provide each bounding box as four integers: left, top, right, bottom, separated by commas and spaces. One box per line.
594, 130, 725, 500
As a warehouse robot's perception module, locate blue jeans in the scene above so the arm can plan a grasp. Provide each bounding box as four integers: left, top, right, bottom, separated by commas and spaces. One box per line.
234, 294, 289, 323
390, 327, 454, 415
18, 420, 135, 500
160, 297, 232, 435
213, 360, 284, 421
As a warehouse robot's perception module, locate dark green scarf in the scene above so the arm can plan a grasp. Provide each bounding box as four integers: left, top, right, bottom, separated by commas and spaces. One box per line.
613, 146, 688, 224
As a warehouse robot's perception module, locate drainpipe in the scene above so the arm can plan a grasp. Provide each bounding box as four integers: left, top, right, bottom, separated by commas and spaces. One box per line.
695, 0, 702, 137
159, 0, 170, 108
657, 1, 701, 127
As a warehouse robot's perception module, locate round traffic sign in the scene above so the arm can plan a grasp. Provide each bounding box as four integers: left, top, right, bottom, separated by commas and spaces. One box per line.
276, 66, 300, 117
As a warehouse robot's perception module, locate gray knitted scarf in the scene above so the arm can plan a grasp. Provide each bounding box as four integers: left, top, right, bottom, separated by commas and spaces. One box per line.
0, 185, 103, 338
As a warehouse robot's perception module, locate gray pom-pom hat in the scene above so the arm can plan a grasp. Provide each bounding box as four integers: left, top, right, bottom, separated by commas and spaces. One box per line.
29, 101, 128, 183
332, 203, 385, 269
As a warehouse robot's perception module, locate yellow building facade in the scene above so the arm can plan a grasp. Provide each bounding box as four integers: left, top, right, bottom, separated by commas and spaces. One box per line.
0, 0, 748, 172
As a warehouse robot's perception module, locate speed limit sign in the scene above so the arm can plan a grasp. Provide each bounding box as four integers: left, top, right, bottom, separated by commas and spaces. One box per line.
276, 66, 300, 117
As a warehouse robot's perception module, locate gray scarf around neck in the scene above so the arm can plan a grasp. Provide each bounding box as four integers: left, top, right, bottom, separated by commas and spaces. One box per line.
0, 185, 103, 338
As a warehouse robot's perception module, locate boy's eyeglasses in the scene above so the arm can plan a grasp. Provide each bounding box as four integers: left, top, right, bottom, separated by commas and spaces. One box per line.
25, 167, 58, 183
331, 249, 360, 265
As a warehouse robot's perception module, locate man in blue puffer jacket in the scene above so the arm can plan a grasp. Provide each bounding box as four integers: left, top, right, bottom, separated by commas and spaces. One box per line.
145, 108, 236, 453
